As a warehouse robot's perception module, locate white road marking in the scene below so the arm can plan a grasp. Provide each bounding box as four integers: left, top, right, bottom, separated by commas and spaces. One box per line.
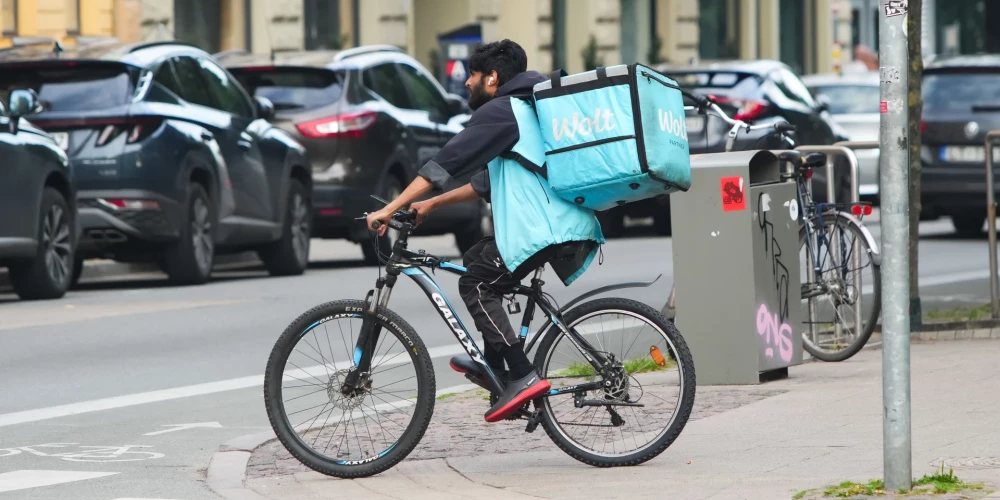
143, 422, 223, 436
0, 470, 118, 493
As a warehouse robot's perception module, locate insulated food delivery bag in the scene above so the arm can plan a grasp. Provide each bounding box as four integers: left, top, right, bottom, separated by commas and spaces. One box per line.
531, 63, 691, 211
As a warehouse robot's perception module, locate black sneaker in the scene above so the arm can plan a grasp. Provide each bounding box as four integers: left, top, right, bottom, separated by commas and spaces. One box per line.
484, 370, 551, 423
449, 356, 506, 391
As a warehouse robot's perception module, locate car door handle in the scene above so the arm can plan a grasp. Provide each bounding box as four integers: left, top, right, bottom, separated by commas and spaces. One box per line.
200, 132, 213, 141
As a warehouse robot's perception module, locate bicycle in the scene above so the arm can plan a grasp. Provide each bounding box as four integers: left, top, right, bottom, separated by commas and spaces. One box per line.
263, 205, 696, 478
666, 95, 882, 362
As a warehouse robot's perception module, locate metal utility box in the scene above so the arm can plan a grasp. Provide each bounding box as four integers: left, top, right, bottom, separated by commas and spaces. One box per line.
667, 150, 803, 385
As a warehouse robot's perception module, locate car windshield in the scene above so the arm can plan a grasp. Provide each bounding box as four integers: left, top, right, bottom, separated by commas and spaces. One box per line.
808, 84, 880, 114
231, 67, 344, 111
0, 63, 136, 112
923, 71, 1000, 112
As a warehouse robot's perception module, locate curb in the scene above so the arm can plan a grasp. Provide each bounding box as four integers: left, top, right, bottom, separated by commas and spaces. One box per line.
206, 429, 278, 500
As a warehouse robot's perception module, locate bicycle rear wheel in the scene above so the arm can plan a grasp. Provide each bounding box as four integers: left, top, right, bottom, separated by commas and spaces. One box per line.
799, 212, 881, 362
532, 298, 695, 467
263, 300, 436, 478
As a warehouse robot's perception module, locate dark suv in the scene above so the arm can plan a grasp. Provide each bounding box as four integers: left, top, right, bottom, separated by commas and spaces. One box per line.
218, 46, 487, 264
0, 41, 313, 284
595, 60, 849, 237
0, 89, 76, 299
920, 54, 1000, 237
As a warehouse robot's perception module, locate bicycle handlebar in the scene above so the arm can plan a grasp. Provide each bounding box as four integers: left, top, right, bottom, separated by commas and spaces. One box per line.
681, 94, 797, 151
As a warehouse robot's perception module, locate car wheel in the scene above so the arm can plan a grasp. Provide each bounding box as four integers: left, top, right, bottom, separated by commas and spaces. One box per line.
952, 213, 986, 238
362, 176, 402, 266
9, 187, 75, 300
259, 179, 311, 276
161, 183, 215, 284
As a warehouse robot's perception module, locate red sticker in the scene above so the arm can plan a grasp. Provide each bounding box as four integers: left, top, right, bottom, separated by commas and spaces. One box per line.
880, 101, 888, 113
720, 176, 746, 212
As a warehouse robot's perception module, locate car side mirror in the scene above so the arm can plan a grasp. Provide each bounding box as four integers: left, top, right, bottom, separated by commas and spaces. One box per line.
814, 94, 832, 113
254, 95, 275, 120
445, 94, 468, 117
6, 89, 39, 134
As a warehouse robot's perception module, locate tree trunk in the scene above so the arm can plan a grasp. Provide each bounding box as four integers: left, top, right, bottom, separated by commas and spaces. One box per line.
907, 0, 923, 329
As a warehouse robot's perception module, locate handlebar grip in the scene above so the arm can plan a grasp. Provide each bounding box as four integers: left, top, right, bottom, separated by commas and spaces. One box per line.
774, 122, 797, 133
370, 220, 383, 230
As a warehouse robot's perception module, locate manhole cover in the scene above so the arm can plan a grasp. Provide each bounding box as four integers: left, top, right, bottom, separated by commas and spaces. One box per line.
935, 457, 1000, 470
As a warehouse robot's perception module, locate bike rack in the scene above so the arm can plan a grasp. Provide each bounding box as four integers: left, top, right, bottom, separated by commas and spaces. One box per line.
986, 131, 1000, 320
793, 145, 864, 350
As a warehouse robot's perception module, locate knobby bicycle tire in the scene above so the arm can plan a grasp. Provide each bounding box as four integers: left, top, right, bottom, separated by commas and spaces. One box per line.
532, 297, 696, 467
264, 300, 436, 478
800, 212, 882, 362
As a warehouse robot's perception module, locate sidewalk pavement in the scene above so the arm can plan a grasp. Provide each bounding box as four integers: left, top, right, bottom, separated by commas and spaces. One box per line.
212, 338, 1000, 500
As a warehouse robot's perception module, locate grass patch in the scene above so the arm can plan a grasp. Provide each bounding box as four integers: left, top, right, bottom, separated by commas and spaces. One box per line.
558, 356, 675, 378
824, 479, 886, 497
911, 463, 988, 495
793, 489, 811, 500
925, 303, 993, 322
435, 392, 457, 401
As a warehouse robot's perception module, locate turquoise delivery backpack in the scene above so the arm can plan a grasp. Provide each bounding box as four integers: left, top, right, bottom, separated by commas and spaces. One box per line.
531, 63, 692, 212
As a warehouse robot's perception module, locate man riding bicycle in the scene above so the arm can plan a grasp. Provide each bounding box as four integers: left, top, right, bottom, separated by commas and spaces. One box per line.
366, 39, 605, 422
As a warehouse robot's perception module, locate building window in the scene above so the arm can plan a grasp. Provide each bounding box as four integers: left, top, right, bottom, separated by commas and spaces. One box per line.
66, 0, 80, 35
778, 0, 804, 74
2, 0, 16, 36
175, 0, 221, 54
304, 0, 342, 50
699, 0, 741, 60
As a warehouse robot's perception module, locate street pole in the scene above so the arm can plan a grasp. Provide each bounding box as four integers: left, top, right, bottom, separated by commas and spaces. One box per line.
878, 0, 912, 492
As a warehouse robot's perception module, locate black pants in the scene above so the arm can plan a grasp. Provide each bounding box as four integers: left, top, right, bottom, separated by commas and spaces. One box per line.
458, 237, 557, 355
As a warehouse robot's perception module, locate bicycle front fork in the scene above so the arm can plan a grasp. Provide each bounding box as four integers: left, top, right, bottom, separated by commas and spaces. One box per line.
342, 275, 396, 394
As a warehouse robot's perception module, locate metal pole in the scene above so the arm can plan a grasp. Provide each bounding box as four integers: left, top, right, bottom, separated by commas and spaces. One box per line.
986, 131, 1000, 320
878, 0, 912, 491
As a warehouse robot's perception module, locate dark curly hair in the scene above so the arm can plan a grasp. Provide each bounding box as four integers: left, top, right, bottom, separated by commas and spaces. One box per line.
467, 39, 527, 87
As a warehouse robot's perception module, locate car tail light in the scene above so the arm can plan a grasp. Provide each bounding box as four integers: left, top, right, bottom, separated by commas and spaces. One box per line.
296, 111, 377, 139
709, 96, 769, 122
98, 198, 161, 210
921, 121, 927, 133
42, 116, 163, 147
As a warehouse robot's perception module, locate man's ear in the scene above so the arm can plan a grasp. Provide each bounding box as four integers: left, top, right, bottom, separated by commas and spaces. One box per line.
487, 71, 498, 87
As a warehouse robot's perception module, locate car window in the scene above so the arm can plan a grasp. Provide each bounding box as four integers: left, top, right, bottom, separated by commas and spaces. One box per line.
660, 70, 764, 104
170, 56, 215, 108
0, 62, 135, 112
396, 63, 448, 116
196, 57, 254, 118
807, 84, 880, 114
363, 64, 412, 109
152, 60, 184, 98
231, 67, 344, 111
923, 72, 1000, 112
772, 69, 817, 108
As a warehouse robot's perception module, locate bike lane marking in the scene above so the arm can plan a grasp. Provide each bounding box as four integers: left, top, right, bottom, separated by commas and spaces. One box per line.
0, 469, 118, 493
0, 345, 469, 429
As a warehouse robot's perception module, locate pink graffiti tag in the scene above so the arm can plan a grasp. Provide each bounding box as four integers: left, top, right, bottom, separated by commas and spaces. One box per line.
756, 303, 793, 362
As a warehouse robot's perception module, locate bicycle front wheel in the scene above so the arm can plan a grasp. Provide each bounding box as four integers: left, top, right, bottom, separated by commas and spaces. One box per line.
264, 300, 436, 478
533, 298, 696, 467
799, 211, 882, 362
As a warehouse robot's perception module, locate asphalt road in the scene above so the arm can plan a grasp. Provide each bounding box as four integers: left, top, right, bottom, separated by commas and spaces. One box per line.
0, 215, 996, 499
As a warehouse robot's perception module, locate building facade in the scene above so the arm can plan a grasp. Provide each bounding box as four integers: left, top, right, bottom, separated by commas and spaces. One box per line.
1, 0, 996, 77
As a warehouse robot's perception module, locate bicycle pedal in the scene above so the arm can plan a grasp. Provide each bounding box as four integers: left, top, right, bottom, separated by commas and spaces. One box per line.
524, 411, 541, 433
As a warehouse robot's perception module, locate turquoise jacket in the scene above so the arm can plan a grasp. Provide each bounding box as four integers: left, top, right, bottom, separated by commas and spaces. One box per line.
417, 71, 604, 285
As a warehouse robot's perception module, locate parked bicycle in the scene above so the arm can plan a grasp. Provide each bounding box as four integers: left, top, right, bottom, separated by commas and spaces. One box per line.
263, 203, 696, 478
667, 97, 882, 362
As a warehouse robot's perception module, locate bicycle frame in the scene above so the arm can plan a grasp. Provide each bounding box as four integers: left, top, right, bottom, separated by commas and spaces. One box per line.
343, 220, 611, 400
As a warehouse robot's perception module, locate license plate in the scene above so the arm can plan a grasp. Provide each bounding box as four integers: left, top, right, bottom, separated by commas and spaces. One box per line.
50, 132, 69, 151
685, 115, 705, 134
939, 145, 1000, 163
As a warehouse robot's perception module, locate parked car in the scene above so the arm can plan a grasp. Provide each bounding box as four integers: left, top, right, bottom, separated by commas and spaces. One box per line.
0, 40, 312, 285
217, 45, 487, 264
802, 70, 881, 204
0, 88, 77, 299
920, 54, 1000, 237
616, 60, 849, 237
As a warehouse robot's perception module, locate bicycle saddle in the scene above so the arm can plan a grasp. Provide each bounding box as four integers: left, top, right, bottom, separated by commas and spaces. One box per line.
777, 151, 826, 168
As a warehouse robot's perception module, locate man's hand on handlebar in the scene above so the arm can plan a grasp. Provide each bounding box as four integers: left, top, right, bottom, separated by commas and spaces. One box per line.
409, 199, 435, 227
366, 208, 393, 236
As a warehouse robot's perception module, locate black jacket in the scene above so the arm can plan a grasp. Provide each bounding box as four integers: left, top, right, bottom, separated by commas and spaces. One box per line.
416, 70, 549, 201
